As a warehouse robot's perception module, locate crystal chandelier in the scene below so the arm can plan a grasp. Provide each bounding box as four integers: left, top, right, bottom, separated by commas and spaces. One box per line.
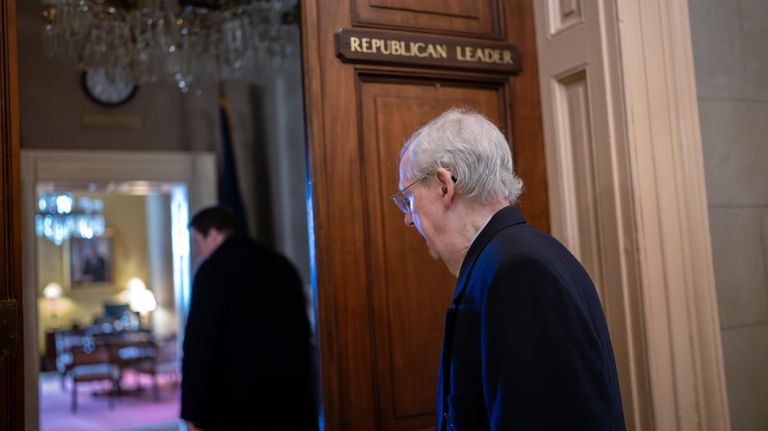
40, 0, 298, 91
35, 192, 106, 245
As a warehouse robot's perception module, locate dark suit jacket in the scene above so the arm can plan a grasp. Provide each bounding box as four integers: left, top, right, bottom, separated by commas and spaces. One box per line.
436, 206, 625, 431
181, 235, 316, 430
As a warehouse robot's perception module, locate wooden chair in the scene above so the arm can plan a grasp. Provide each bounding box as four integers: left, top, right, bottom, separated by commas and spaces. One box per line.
130, 335, 178, 400
53, 330, 86, 391
68, 344, 120, 413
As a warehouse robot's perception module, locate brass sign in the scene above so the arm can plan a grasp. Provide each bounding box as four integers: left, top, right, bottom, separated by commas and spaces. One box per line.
335, 28, 522, 74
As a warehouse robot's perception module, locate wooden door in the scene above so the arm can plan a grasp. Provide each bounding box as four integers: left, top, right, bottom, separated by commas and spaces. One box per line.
0, 0, 24, 429
301, 1, 547, 429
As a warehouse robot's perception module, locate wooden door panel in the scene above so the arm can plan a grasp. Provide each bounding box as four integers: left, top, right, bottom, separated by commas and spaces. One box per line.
361, 79, 503, 429
353, 0, 501, 39
370, 0, 479, 17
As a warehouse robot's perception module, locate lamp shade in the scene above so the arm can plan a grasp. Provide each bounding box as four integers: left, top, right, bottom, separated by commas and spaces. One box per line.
129, 288, 157, 314
43, 283, 63, 299
126, 277, 147, 292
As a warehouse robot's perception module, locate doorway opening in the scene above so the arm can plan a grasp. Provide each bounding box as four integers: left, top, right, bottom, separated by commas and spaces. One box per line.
17, 0, 318, 426
21, 151, 217, 430
34, 180, 191, 430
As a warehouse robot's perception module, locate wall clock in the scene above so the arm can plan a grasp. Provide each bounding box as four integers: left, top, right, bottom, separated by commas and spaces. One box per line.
81, 68, 138, 107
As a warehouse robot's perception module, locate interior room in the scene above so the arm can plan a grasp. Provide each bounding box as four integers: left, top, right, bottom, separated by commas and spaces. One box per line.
31, 180, 192, 430
16, 0, 312, 430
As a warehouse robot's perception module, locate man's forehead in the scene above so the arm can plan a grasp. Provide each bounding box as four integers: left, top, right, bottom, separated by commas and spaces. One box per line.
399, 151, 412, 171
398, 157, 411, 186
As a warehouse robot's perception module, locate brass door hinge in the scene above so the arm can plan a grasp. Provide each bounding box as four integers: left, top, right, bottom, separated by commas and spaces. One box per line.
0, 299, 18, 359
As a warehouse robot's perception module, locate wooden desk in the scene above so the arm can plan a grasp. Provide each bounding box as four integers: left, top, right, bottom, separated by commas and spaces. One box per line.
42, 330, 57, 372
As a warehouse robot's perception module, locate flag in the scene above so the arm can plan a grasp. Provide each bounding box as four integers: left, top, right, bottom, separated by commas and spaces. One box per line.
217, 84, 249, 234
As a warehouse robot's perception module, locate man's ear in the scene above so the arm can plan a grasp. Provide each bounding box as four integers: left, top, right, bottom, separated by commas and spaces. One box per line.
435, 167, 455, 208
206, 228, 224, 245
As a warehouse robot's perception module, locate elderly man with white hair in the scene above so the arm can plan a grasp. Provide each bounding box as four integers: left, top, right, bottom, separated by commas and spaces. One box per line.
393, 108, 626, 431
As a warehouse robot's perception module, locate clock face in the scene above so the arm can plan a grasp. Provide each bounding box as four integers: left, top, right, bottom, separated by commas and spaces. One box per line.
81, 68, 137, 107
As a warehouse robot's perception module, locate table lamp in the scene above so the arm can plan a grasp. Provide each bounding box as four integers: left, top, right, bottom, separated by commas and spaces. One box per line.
126, 277, 157, 328
42, 282, 63, 328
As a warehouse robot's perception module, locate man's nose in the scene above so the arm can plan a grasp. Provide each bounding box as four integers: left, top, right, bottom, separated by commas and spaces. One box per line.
404, 212, 414, 227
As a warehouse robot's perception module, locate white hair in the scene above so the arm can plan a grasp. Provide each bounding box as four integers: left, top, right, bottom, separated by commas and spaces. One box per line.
400, 107, 523, 204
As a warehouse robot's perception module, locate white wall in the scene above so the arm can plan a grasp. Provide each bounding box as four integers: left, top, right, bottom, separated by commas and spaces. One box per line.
689, 0, 768, 429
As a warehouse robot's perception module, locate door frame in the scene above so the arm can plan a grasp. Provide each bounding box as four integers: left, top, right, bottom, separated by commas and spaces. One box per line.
0, 0, 24, 428
613, 1, 730, 428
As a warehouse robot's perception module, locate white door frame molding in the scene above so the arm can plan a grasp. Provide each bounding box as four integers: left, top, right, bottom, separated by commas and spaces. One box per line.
616, 1, 730, 429
534, 0, 730, 430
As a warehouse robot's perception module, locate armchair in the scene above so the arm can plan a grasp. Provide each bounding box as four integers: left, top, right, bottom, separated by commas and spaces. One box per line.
68, 344, 120, 413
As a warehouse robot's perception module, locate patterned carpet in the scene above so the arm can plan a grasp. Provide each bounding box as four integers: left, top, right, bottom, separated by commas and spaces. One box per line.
39, 371, 181, 431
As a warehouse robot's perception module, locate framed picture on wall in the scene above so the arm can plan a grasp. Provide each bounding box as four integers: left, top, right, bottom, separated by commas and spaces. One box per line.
70, 234, 114, 287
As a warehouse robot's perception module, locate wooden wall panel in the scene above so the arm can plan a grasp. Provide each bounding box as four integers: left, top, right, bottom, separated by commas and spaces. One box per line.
0, 0, 24, 429
360, 79, 503, 429
353, 0, 502, 39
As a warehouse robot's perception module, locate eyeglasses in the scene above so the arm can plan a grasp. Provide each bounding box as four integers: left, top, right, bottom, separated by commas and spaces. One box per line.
391, 172, 457, 214
391, 176, 426, 215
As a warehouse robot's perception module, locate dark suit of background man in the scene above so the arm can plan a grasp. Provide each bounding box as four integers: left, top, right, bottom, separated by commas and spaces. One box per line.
181, 206, 316, 431
392, 108, 625, 430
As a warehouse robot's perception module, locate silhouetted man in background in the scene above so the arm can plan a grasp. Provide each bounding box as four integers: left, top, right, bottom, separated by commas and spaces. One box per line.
181, 206, 316, 430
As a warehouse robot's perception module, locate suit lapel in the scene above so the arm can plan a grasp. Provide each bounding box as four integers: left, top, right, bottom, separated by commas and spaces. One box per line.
451, 205, 527, 306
